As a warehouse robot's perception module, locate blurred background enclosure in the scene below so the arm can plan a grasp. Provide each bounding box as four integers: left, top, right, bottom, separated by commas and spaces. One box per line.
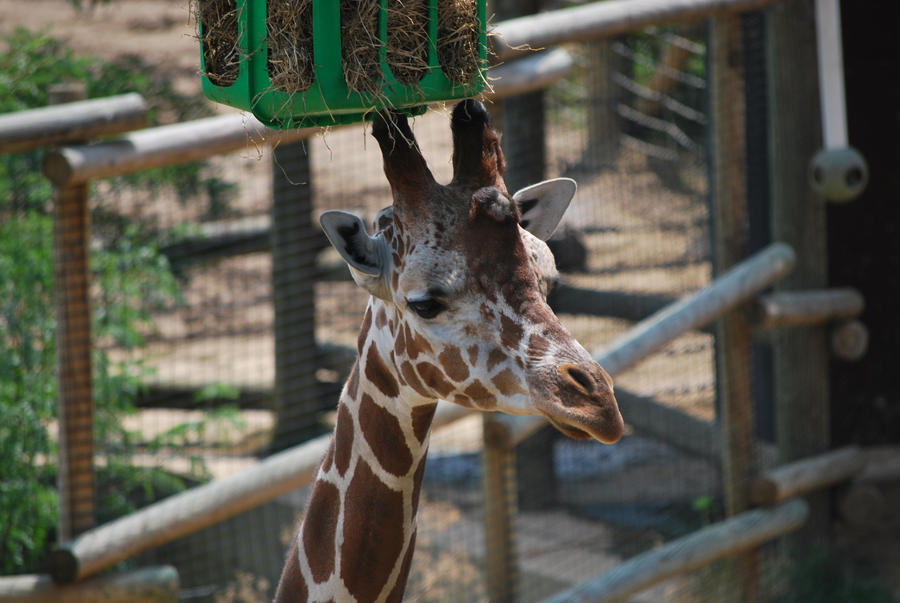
1, 0, 897, 601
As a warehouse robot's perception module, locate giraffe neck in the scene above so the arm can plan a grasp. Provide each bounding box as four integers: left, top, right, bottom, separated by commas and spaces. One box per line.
275, 300, 437, 603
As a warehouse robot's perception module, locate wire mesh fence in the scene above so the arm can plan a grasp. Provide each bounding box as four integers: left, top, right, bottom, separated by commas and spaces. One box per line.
4, 5, 878, 601
117, 23, 723, 601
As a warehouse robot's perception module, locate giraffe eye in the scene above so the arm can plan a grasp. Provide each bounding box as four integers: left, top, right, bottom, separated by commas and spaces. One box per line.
407, 297, 446, 319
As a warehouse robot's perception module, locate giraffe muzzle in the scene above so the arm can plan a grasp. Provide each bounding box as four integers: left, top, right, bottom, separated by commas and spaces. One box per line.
536, 362, 623, 444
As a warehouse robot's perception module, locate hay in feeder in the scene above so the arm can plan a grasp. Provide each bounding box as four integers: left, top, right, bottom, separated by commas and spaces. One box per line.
267, 0, 315, 93
387, 0, 430, 86
198, 0, 240, 87
341, 0, 383, 96
437, 0, 480, 85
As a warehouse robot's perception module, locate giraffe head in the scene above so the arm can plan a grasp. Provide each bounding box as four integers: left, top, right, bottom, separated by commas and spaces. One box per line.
321, 99, 623, 444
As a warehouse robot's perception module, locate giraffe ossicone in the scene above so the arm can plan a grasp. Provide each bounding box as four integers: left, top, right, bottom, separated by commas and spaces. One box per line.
275, 99, 623, 602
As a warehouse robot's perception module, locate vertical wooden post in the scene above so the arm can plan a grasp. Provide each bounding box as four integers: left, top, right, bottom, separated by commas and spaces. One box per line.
585, 40, 620, 169
270, 142, 321, 449
709, 15, 759, 602
767, 0, 830, 541
51, 82, 96, 540
482, 417, 518, 603
491, 0, 557, 516
741, 10, 776, 443
484, 0, 551, 593
492, 0, 546, 194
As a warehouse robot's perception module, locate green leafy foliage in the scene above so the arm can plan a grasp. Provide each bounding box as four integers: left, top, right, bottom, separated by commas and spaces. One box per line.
0, 28, 229, 574
0, 213, 59, 573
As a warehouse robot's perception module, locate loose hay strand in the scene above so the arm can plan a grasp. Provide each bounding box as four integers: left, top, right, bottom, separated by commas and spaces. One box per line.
198, 0, 241, 87
342, 0, 383, 97
267, 0, 315, 93
387, 0, 430, 87
437, 0, 481, 86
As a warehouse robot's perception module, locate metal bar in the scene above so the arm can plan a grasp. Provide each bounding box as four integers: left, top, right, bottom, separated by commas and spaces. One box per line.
814, 0, 849, 149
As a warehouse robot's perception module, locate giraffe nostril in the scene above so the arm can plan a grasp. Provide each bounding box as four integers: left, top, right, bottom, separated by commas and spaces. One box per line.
558, 363, 595, 395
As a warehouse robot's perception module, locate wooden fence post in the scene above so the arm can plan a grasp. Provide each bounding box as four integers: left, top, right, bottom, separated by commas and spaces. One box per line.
492, 0, 558, 520
50, 82, 96, 541
270, 142, 321, 448
484, 1, 555, 594
482, 416, 519, 603
709, 14, 759, 601
767, 0, 830, 542
585, 39, 620, 169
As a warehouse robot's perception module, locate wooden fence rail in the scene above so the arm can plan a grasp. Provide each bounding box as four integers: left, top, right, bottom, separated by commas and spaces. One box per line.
47, 243, 795, 584
40, 50, 572, 187
47, 436, 330, 584
0, 566, 178, 603
46, 398, 493, 584
491, 0, 781, 61
542, 499, 809, 603
0, 93, 147, 155
749, 288, 864, 329
751, 446, 865, 505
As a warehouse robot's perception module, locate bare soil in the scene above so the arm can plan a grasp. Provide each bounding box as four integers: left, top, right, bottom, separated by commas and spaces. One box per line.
0, 0, 201, 98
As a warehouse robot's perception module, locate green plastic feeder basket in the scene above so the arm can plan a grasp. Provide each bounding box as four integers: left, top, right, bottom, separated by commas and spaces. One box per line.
199, 0, 487, 129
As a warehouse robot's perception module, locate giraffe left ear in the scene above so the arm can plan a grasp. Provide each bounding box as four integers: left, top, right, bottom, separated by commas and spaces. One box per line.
512, 177, 577, 241
320, 210, 391, 298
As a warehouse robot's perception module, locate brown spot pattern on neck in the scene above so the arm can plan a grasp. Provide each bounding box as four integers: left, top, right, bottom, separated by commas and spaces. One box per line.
365, 343, 400, 398
341, 459, 405, 602
334, 404, 354, 477
359, 393, 413, 477
302, 480, 340, 583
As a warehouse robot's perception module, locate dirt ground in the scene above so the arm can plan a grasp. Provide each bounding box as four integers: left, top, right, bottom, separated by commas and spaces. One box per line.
0, 0, 201, 98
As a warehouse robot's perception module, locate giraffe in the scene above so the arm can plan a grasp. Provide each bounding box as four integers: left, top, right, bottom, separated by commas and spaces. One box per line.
274, 99, 624, 602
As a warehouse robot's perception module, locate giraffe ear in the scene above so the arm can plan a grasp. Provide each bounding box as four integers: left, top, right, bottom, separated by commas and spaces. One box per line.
512, 178, 577, 241
320, 210, 391, 297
